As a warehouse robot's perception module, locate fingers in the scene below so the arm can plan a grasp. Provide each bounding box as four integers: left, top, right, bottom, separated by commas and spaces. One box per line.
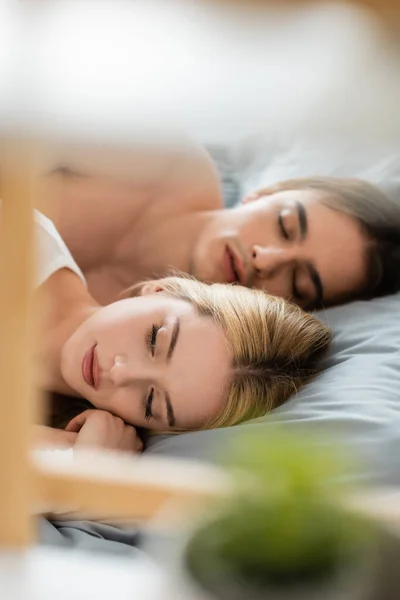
63, 430, 79, 445
120, 424, 143, 453
134, 432, 144, 453
129, 428, 143, 453
66, 408, 144, 453
65, 409, 93, 432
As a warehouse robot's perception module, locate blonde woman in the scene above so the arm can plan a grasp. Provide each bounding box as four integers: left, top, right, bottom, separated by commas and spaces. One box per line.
34, 210, 332, 452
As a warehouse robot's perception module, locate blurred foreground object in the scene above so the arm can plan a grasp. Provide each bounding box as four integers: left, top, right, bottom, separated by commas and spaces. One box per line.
0, 0, 399, 144
0, 142, 35, 546
181, 429, 377, 600
215, 0, 400, 22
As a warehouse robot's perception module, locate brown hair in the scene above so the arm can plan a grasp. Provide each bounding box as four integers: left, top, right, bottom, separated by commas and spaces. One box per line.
253, 177, 400, 306
132, 276, 332, 431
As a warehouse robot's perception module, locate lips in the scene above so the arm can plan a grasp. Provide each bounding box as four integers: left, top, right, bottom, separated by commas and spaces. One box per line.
82, 344, 100, 389
223, 246, 238, 283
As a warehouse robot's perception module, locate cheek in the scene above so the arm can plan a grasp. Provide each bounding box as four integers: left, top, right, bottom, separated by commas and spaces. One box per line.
315, 233, 366, 294
240, 207, 275, 244
97, 312, 143, 353
60, 324, 90, 389
59, 340, 75, 389
99, 388, 141, 425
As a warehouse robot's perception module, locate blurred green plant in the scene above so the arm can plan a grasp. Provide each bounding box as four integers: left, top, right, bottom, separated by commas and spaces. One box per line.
186, 429, 373, 595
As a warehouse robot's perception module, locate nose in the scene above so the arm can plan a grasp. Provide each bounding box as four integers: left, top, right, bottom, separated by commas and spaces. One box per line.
251, 244, 294, 278
109, 354, 152, 387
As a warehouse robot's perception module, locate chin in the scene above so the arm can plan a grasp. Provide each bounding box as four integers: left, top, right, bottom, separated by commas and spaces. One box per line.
191, 242, 222, 284
60, 344, 79, 395
198, 271, 221, 285
191, 259, 220, 284
60, 366, 78, 397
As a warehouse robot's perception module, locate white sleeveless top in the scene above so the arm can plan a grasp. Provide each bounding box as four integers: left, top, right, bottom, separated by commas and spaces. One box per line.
34, 210, 86, 287
33, 210, 84, 462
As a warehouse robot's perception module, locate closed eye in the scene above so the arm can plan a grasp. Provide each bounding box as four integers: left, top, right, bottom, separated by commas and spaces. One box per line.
278, 213, 289, 240
144, 388, 154, 421
147, 325, 159, 357
292, 265, 324, 308
292, 269, 304, 302
279, 202, 307, 242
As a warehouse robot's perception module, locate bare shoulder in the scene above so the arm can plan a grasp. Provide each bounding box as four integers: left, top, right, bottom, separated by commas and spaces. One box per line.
39, 133, 223, 266
166, 136, 223, 207
143, 136, 224, 220
43, 132, 223, 211
40, 172, 145, 269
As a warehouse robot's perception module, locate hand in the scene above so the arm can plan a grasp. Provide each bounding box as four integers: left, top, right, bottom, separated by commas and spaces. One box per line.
65, 409, 143, 454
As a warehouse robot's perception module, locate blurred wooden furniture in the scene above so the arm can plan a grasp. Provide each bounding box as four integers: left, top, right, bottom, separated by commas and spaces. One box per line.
224, 0, 400, 21
0, 144, 36, 547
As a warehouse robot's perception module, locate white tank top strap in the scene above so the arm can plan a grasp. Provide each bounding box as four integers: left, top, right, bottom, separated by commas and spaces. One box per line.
34, 209, 86, 287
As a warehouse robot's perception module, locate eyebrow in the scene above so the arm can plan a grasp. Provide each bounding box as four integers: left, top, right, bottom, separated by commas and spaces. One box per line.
167, 318, 180, 361
296, 201, 308, 240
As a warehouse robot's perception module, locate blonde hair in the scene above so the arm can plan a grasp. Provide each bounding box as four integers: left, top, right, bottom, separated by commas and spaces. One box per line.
132, 276, 332, 432
253, 176, 400, 305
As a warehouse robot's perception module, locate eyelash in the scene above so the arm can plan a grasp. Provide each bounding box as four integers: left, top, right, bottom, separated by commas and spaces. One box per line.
292, 270, 300, 299
144, 389, 154, 421
279, 215, 305, 301
292, 270, 308, 304
278, 213, 289, 240
147, 324, 159, 357
144, 324, 159, 422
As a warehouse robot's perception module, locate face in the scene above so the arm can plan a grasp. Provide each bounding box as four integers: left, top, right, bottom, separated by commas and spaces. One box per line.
191, 189, 367, 308
61, 292, 231, 430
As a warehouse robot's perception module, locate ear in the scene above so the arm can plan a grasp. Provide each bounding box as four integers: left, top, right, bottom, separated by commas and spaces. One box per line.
140, 282, 165, 296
